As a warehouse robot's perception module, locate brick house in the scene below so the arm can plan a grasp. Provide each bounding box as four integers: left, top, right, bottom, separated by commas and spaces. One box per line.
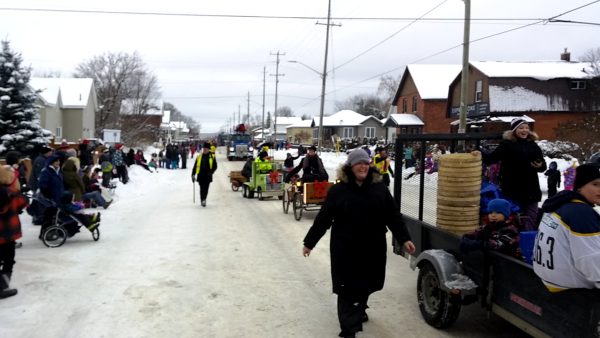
392, 64, 461, 133
447, 60, 600, 140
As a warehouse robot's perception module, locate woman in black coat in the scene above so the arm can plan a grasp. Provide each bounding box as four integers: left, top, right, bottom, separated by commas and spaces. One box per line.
479, 118, 546, 230
303, 148, 415, 338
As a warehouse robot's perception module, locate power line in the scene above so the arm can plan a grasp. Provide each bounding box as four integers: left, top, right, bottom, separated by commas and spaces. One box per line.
332, 0, 449, 72
0, 7, 553, 22
324, 0, 600, 97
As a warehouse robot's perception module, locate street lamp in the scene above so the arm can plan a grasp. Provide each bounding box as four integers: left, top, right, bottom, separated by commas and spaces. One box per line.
289, 60, 327, 153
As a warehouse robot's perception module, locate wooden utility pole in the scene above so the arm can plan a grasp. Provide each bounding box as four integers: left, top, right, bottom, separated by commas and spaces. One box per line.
270, 51, 285, 144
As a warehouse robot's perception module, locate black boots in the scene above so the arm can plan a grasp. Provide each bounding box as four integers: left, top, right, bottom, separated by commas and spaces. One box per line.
0, 273, 17, 299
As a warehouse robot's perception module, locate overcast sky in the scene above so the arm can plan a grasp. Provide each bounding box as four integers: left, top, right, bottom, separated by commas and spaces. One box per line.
1, 0, 598, 133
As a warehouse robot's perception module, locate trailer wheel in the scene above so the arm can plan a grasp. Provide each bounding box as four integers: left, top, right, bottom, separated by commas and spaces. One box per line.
417, 263, 461, 329
231, 181, 240, 192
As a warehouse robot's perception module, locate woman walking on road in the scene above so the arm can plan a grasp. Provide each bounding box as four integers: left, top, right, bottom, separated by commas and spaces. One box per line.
302, 148, 415, 338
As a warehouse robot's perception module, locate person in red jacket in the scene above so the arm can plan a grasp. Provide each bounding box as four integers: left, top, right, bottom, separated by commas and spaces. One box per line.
0, 151, 28, 299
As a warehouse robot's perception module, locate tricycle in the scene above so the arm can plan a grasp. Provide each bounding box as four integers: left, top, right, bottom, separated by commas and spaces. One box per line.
282, 175, 332, 221
392, 133, 600, 338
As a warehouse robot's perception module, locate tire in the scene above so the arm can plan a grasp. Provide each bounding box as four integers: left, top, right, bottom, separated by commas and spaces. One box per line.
257, 187, 263, 200
42, 226, 67, 248
248, 188, 255, 199
92, 228, 100, 241
293, 193, 303, 221
282, 188, 290, 214
231, 182, 240, 192
417, 263, 461, 329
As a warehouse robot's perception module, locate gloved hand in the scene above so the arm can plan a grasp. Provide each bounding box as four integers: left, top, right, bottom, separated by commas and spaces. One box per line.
191, 175, 196, 183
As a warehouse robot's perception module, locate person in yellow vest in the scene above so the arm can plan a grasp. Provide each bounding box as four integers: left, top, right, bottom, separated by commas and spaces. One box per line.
371, 146, 394, 187
254, 151, 273, 174
191, 142, 218, 207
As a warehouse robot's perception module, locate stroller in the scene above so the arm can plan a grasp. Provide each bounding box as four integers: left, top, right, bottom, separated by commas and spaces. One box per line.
27, 194, 101, 248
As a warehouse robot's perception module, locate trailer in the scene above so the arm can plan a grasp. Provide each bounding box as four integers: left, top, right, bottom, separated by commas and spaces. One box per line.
392, 133, 600, 338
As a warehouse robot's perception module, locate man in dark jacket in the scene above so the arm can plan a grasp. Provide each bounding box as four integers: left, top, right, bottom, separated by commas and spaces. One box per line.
191, 142, 218, 207
29, 145, 53, 193
286, 145, 328, 183
302, 148, 415, 338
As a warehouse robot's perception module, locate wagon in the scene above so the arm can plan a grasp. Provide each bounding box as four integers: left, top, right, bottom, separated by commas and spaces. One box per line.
228, 170, 247, 191
283, 179, 333, 221
242, 161, 284, 200
392, 133, 600, 338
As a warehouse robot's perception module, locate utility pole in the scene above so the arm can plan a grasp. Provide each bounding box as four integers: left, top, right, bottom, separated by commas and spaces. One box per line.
270, 51, 285, 144
315, 0, 341, 153
238, 104, 241, 127
247, 91, 250, 126
458, 0, 471, 135
262, 67, 266, 141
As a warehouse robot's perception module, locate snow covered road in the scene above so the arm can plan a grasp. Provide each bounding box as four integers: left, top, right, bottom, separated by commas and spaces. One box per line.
1, 148, 529, 338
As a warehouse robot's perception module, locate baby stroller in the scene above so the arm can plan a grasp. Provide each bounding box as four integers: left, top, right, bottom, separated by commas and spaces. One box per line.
29, 194, 101, 248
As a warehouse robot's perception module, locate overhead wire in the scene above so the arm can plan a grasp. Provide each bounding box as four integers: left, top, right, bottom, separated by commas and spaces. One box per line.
323, 0, 600, 97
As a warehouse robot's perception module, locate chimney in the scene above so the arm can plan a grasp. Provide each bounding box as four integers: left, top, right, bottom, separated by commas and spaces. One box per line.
560, 48, 571, 62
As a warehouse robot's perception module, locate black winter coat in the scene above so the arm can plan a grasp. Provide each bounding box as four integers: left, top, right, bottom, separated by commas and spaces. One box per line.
482, 131, 546, 205
303, 167, 411, 297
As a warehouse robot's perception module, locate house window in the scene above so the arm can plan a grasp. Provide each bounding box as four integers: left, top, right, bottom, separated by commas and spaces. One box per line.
412, 96, 417, 112
402, 98, 407, 113
312, 128, 319, 139
570, 80, 586, 90
343, 127, 354, 138
365, 127, 375, 138
55, 127, 62, 138
475, 80, 483, 102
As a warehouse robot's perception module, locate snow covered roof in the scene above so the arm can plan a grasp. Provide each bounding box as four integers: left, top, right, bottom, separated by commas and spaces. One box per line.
489, 85, 574, 112
30, 77, 96, 108
286, 119, 312, 128
450, 114, 535, 125
471, 61, 591, 81
407, 64, 462, 99
385, 113, 424, 126
274, 116, 302, 126
313, 110, 369, 127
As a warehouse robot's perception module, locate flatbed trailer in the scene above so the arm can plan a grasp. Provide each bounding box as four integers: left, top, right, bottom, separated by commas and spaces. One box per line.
392, 133, 600, 338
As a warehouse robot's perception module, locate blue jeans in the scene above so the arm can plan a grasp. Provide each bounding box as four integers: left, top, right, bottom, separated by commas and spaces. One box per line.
82, 191, 106, 207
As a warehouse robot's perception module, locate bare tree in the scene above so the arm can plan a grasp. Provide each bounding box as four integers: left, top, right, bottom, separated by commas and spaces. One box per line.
377, 75, 400, 112
335, 94, 386, 118
32, 69, 62, 78
74, 52, 149, 136
276, 106, 294, 117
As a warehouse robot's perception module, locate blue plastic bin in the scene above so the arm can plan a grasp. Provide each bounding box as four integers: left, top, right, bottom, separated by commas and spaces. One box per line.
519, 231, 538, 265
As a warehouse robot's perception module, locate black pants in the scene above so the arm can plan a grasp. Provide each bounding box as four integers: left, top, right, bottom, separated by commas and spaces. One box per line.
337, 293, 369, 335
116, 165, 128, 184
382, 173, 391, 187
0, 242, 16, 276
198, 180, 211, 201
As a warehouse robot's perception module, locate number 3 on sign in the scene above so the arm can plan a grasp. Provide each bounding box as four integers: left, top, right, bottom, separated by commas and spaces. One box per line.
534, 232, 555, 270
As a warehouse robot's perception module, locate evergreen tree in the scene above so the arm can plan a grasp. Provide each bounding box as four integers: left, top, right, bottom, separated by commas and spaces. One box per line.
0, 40, 51, 157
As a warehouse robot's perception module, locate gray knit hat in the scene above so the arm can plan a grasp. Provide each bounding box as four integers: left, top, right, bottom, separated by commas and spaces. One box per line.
346, 148, 370, 166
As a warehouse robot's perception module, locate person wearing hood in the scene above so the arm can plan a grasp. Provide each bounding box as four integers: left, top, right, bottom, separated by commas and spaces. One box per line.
533, 163, 600, 292
474, 117, 547, 230
302, 148, 415, 338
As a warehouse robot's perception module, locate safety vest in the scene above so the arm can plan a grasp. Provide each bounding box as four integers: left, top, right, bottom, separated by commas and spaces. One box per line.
195, 154, 214, 175
373, 154, 389, 174
255, 158, 272, 173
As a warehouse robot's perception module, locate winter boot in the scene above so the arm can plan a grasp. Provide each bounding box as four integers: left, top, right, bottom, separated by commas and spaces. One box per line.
0, 273, 18, 299
201, 200, 206, 207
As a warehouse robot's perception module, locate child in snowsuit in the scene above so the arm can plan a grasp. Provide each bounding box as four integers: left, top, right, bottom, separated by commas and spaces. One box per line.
460, 198, 522, 259
544, 161, 561, 198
